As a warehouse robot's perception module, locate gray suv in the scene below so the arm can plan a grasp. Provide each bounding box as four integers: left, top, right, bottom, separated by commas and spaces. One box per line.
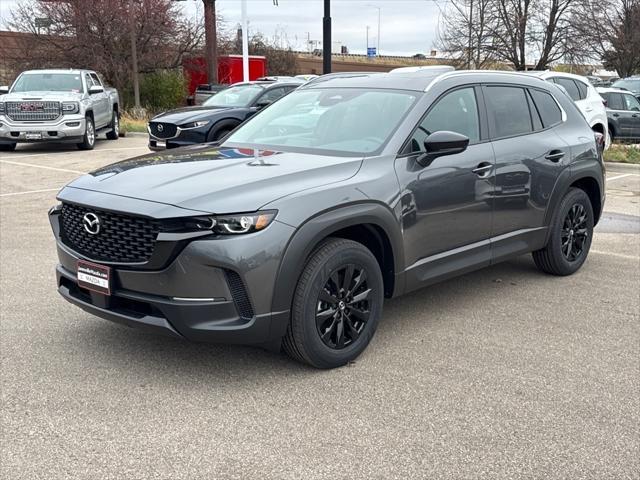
49, 70, 605, 368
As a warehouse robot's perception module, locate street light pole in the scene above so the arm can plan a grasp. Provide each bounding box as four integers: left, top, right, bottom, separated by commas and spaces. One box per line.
366, 5, 381, 55
241, 0, 249, 82
322, 0, 331, 74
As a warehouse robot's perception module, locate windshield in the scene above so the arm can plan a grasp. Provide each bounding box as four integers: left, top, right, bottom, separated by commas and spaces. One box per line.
612, 79, 640, 92
203, 85, 264, 107
225, 88, 419, 155
11, 73, 84, 93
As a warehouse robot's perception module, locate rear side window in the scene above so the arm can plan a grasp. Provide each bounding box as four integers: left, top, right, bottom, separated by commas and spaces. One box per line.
623, 94, 640, 111
485, 86, 533, 138
529, 89, 563, 127
553, 78, 580, 101
574, 80, 588, 99
608, 93, 625, 110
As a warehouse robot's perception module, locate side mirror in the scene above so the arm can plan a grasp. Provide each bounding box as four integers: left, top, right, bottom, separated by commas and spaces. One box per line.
89, 85, 104, 94
418, 131, 469, 167
0, 86, 9, 94
255, 99, 272, 109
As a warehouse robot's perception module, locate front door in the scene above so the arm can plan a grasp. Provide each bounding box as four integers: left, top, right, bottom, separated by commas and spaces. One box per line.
395, 86, 495, 289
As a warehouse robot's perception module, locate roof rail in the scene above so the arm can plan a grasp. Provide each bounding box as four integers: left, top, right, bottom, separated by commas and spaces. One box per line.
302, 71, 380, 87
389, 65, 455, 75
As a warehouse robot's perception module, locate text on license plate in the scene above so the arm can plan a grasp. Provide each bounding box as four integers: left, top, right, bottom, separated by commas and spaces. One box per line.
77, 260, 111, 296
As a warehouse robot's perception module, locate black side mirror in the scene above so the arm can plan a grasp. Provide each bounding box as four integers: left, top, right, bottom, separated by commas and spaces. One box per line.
255, 99, 272, 109
417, 131, 469, 167
89, 85, 104, 95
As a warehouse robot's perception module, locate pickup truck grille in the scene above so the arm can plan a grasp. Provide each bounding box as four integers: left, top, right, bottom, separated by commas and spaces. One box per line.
60, 203, 162, 264
6, 101, 61, 121
149, 122, 178, 139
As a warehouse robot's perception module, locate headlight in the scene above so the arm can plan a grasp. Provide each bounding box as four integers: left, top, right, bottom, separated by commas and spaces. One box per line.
179, 120, 210, 130
61, 102, 80, 114
0, 102, 4, 114
184, 211, 277, 235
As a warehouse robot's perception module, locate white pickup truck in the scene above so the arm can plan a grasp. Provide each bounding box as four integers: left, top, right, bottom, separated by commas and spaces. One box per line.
0, 69, 120, 151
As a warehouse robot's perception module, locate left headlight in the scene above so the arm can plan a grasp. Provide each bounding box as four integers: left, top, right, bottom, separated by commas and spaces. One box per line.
61, 102, 80, 114
184, 211, 277, 235
179, 120, 210, 130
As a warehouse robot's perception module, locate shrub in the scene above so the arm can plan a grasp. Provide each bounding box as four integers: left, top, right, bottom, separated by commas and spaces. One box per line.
138, 70, 187, 113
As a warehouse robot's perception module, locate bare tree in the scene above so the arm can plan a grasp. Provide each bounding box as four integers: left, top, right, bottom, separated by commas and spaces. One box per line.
8, 0, 204, 93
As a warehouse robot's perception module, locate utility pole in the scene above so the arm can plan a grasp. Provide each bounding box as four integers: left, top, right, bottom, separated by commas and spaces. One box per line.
129, 0, 140, 109
203, 0, 218, 84
323, 0, 331, 74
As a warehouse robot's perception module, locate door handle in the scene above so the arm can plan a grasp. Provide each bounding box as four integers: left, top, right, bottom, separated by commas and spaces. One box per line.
633, 114, 639, 118
585, 107, 593, 112
472, 162, 493, 177
613, 113, 620, 117
545, 150, 565, 162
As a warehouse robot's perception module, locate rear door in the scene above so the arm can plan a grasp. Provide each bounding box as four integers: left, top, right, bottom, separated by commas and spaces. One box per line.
90, 73, 110, 127
485, 84, 569, 262
621, 93, 640, 140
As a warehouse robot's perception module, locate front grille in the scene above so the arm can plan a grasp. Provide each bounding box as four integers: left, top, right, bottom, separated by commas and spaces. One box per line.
224, 270, 254, 319
149, 122, 178, 139
6, 101, 61, 121
60, 203, 162, 264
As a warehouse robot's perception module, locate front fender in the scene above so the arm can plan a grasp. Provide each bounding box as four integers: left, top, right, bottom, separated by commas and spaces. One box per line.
270, 202, 405, 319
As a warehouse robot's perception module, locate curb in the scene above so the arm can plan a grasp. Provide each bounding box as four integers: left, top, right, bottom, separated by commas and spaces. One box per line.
605, 161, 640, 173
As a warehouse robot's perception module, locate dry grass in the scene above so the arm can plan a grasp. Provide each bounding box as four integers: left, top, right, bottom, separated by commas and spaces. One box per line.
120, 112, 148, 134
604, 144, 640, 164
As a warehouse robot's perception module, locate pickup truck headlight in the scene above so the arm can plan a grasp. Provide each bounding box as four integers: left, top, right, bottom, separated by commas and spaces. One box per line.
0, 102, 4, 114
179, 120, 210, 130
184, 211, 277, 235
61, 102, 80, 114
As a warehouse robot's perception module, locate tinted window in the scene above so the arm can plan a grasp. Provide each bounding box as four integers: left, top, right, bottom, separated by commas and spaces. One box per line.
529, 89, 562, 127
554, 78, 580, 101
90, 73, 102, 86
526, 91, 543, 130
612, 79, 640, 93
259, 87, 288, 104
608, 93, 625, 110
406, 87, 479, 153
623, 94, 640, 111
575, 80, 588, 99
485, 86, 533, 138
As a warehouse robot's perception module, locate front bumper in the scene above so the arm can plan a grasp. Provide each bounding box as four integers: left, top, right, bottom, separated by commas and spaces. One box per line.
0, 114, 86, 143
49, 198, 294, 345
148, 126, 208, 150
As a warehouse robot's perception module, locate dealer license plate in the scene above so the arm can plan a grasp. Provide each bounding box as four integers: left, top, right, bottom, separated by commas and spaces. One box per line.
77, 260, 111, 296
25, 131, 43, 140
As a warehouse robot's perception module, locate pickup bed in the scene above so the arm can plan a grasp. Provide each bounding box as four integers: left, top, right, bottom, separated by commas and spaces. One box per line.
0, 69, 120, 151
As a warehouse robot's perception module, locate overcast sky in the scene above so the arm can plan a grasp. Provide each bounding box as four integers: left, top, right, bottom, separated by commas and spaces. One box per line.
0, 0, 443, 55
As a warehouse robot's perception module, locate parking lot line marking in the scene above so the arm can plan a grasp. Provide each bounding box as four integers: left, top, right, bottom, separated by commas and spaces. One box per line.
0, 188, 60, 197
591, 250, 640, 260
607, 173, 636, 182
0, 160, 85, 174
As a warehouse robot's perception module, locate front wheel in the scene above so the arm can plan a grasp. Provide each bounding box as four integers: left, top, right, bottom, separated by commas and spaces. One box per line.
77, 116, 96, 150
283, 238, 384, 369
533, 188, 594, 276
0, 143, 16, 152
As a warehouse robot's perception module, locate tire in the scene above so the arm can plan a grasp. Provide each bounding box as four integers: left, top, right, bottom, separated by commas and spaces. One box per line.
77, 116, 96, 150
532, 188, 594, 276
0, 143, 16, 152
282, 238, 384, 369
206, 121, 238, 142
106, 111, 119, 140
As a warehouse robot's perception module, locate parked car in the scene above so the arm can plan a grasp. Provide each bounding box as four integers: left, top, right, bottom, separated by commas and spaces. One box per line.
0, 69, 119, 151
148, 81, 300, 150
194, 83, 228, 105
528, 71, 609, 149
598, 87, 640, 142
50, 70, 604, 368
611, 76, 640, 101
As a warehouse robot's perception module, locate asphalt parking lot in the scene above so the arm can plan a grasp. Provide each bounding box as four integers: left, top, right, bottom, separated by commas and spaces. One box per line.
1, 137, 639, 479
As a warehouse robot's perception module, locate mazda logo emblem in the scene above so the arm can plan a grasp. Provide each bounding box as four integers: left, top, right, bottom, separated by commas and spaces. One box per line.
157, 124, 164, 132
83, 212, 101, 235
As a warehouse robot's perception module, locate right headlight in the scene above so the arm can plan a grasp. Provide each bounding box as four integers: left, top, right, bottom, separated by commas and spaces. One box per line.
184, 211, 277, 235
0, 102, 5, 114
61, 101, 80, 114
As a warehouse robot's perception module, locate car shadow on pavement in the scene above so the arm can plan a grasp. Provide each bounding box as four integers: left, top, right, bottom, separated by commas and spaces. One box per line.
68, 254, 544, 379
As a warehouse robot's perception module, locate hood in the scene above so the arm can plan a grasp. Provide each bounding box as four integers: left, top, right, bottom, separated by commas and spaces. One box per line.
1, 91, 84, 102
65, 145, 363, 213
152, 105, 237, 124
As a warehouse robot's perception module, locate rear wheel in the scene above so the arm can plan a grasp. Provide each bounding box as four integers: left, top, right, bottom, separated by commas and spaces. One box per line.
106, 111, 119, 140
283, 238, 384, 369
533, 188, 594, 276
77, 116, 96, 150
0, 143, 16, 152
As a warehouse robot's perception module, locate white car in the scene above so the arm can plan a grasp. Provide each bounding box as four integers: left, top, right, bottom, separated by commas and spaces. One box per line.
528, 71, 609, 149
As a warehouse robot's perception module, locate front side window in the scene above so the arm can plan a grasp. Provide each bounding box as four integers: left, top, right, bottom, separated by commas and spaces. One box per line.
226, 88, 418, 155
204, 85, 264, 108
608, 93, 625, 110
529, 88, 562, 127
405, 87, 480, 153
258, 87, 288, 104
485, 86, 533, 138
553, 77, 580, 101
623, 94, 640, 111
11, 73, 83, 93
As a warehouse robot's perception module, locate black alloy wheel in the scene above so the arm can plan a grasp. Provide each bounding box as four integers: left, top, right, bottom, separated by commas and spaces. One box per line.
316, 264, 371, 349
561, 203, 589, 261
